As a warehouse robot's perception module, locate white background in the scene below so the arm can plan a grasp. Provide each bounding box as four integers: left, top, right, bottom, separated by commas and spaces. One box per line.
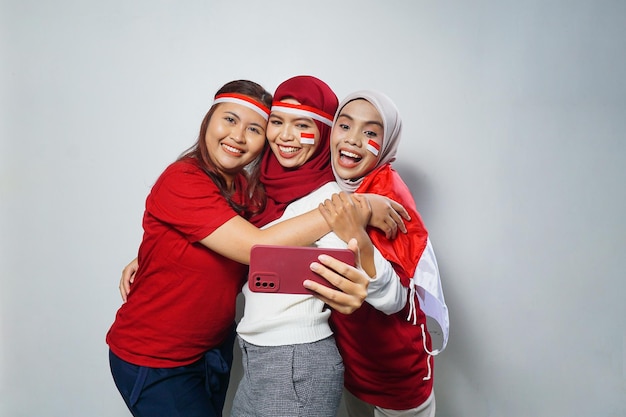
1, 1, 625, 416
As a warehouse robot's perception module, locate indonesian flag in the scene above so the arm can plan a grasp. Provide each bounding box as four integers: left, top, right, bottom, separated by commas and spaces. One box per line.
357, 164, 428, 283
367, 139, 381, 156
300, 132, 315, 145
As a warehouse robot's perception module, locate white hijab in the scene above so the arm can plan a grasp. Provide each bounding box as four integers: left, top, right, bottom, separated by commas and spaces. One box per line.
332, 90, 403, 192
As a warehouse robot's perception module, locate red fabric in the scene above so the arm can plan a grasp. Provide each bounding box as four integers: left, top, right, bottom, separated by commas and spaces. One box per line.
250, 76, 337, 226
331, 303, 433, 409
358, 164, 428, 284
330, 164, 433, 409
106, 160, 247, 367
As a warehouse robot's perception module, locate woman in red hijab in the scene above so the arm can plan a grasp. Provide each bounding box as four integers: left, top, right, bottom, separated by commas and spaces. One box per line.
232, 76, 345, 417
232, 76, 409, 417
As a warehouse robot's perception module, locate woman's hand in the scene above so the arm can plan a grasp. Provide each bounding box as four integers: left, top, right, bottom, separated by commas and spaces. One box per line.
119, 257, 138, 302
319, 192, 370, 244
318, 192, 377, 277
303, 238, 369, 314
355, 193, 410, 239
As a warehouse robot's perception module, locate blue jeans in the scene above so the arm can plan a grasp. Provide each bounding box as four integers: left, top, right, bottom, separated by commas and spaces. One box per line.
109, 328, 235, 417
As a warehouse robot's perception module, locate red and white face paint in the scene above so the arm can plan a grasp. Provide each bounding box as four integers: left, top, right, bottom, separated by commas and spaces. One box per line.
366, 139, 381, 156
300, 132, 315, 145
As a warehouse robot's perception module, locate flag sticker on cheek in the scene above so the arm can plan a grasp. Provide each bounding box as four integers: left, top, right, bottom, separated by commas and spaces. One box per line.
367, 140, 381, 156
300, 132, 315, 145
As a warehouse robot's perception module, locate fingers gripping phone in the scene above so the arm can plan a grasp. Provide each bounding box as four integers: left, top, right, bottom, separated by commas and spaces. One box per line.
248, 245, 355, 294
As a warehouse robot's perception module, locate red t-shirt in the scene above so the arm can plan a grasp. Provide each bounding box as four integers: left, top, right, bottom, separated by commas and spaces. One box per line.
106, 160, 248, 367
330, 165, 433, 409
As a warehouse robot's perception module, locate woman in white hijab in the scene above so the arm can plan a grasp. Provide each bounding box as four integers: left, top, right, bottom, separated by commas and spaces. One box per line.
323, 90, 448, 417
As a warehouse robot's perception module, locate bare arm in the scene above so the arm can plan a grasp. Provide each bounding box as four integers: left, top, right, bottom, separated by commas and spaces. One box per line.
200, 208, 330, 264
317, 191, 411, 274
119, 232, 371, 314
318, 192, 377, 277
118, 208, 330, 301
355, 193, 410, 239
318, 192, 408, 315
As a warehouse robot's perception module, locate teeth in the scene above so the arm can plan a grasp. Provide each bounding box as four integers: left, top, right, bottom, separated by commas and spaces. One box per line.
223, 144, 243, 154
279, 145, 299, 154
340, 150, 361, 159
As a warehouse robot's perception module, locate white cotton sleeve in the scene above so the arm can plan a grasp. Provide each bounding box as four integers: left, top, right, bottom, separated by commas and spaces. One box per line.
365, 248, 408, 314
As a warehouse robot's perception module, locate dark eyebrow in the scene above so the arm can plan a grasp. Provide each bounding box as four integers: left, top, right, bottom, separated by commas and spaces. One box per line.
336, 112, 353, 121
366, 120, 384, 129
250, 121, 266, 131
223, 110, 241, 120
337, 113, 383, 129
225, 110, 266, 131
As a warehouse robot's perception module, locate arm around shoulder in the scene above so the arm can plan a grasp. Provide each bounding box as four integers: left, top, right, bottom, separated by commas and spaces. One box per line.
199, 209, 331, 265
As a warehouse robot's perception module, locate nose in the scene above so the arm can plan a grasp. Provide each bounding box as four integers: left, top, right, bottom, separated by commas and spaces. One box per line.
344, 132, 361, 146
279, 124, 295, 142
230, 125, 246, 143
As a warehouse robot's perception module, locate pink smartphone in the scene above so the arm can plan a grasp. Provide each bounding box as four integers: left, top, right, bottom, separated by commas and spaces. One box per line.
248, 245, 355, 294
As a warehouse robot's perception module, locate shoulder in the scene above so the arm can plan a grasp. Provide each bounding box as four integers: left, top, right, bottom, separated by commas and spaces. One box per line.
156, 159, 213, 187
160, 158, 202, 177
310, 181, 342, 198
149, 159, 222, 203
294, 181, 340, 204
279, 181, 339, 219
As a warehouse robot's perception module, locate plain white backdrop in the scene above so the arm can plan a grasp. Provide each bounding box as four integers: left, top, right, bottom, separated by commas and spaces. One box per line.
1, 1, 625, 416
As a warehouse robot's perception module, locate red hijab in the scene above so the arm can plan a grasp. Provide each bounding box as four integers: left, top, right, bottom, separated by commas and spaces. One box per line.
251, 76, 338, 226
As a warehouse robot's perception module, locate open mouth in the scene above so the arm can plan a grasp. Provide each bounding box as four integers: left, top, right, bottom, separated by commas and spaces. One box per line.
338, 149, 362, 167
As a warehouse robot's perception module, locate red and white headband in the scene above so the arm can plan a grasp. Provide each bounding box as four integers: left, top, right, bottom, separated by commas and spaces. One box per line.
270, 101, 334, 127
213, 93, 270, 120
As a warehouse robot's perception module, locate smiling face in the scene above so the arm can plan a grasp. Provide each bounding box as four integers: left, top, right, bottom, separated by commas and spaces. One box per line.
266, 98, 321, 169
204, 101, 268, 185
331, 99, 384, 181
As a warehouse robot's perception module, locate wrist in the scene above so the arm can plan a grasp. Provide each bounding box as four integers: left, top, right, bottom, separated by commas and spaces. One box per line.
355, 232, 376, 277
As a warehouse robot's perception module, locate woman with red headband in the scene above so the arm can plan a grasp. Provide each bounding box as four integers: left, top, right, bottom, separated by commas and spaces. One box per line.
231, 76, 409, 417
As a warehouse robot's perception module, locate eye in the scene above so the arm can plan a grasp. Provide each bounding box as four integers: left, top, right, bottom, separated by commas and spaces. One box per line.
270, 119, 282, 126
338, 123, 349, 130
364, 130, 378, 138
296, 123, 312, 129
224, 116, 236, 124
248, 126, 262, 135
